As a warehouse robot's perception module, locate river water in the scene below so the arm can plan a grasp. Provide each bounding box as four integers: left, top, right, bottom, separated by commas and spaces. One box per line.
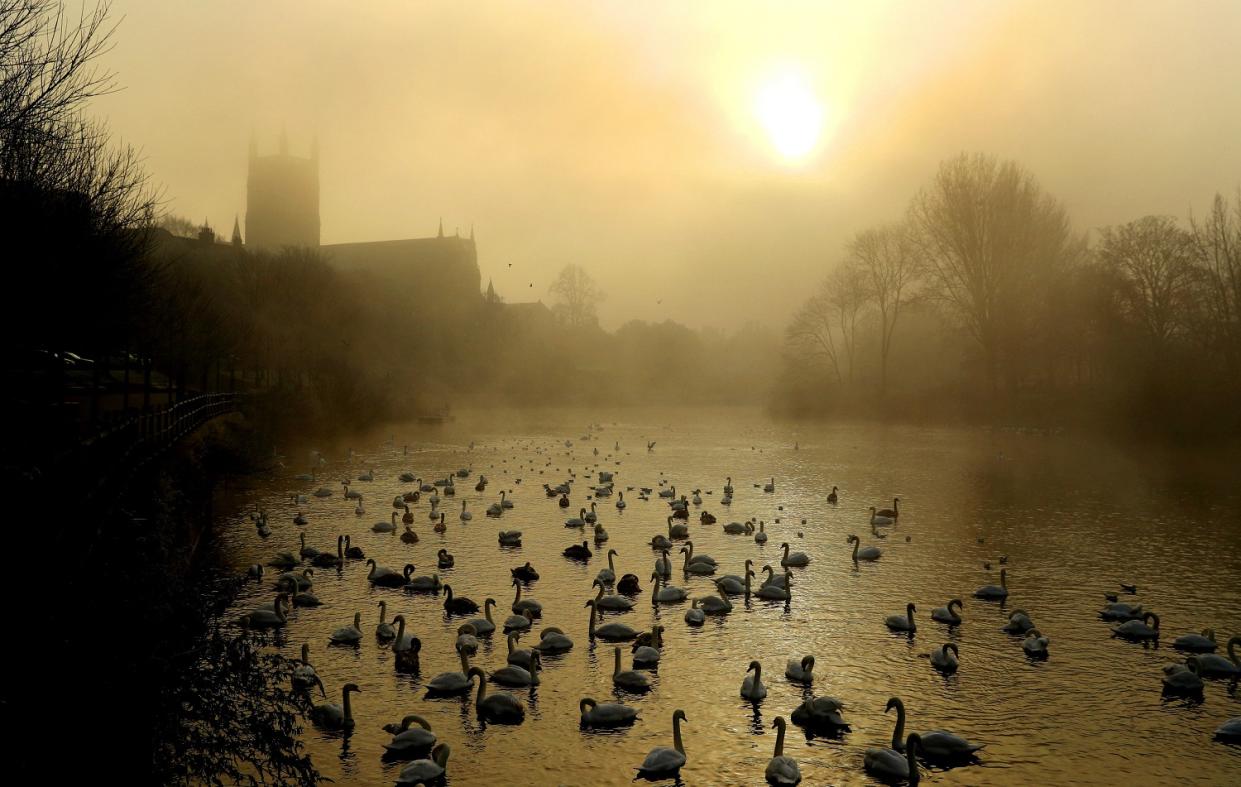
220, 407, 1241, 785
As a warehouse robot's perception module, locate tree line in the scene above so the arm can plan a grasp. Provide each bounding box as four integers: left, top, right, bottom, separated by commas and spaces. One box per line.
777, 152, 1241, 438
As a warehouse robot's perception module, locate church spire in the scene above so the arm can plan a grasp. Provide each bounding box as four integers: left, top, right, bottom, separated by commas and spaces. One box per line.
486, 278, 496, 302
231, 215, 243, 246
437, 218, 443, 238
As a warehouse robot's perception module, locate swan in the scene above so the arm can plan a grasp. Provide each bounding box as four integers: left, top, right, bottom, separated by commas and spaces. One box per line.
761, 564, 789, 589
596, 549, 619, 585
1163, 656, 1205, 695
654, 549, 672, 578
1100, 601, 1143, 621
376, 601, 395, 640
1022, 628, 1050, 658
756, 571, 792, 601
1195, 636, 1241, 677
354, 497, 365, 516
343, 482, 361, 500
533, 625, 574, 653
511, 562, 539, 582
659, 485, 676, 499
469, 667, 525, 723
585, 503, 599, 523
329, 612, 364, 645
466, 598, 497, 635
487, 497, 503, 517
258, 517, 273, 537
238, 594, 289, 629
498, 530, 522, 546
437, 549, 454, 569
383, 714, 437, 756
791, 695, 849, 730
400, 524, 419, 544
292, 643, 318, 692
429, 504, 442, 523
268, 552, 298, 569
580, 697, 638, 728
754, 521, 768, 543
699, 584, 734, 615
565, 508, 587, 528
613, 645, 652, 691
930, 643, 959, 673
458, 500, 471, 521
885, 697, 982, 762
309, 536, 343, 568
865, 731, 924, 783
1173, 628, 1217, 653
632, 626, 663, 667
505, 632, 536, 669
650, 533, 673, 550
405, 569, 440, 594
367, 559, 407, 588
724, 477, 734, 495
501, 490, 514, 508
781, 542, 810, 567
314, 486, 333, 498
616, 491, 626, 510
293, 511, 308, 526
1215, 717, 1241, 741
310, 681, 360, 730
684, 599, 705, 626
395, 743, 450, 784
1112, 612, 1160, 641
586, 599, 638, 641
512, 580, 543, 617
594, 578, 636, 611
503, 609, 535, 633
766, 716, 801, 785
701, 511, 717, 525
402, 504, 415, 525
1002, 609, 1035, 634
683, 540, 717, 567
563, 540, 592, 560
373, 512, 398, 533
741, 660, 767, 700
764, 477, 775, 493
886, 603, 917, 633
848, 534, 881, 562
618, 573, 641, 595
869, 506, 894, 526
457, 623, 480, 656
785, 655, 814, 684
827, 486, 838, 504
974, 569, 1009, 600
637, 709, 687, 778
931, 599, 963, 625
667, 516, 689, 540
491, 650, 541, 686
876, 497, 900, 519
692, 490, 703, 505
276, 568, 314, 592
715, 560, 754, 595
425, 645, 473, 695
682, 547, 716, 575
723, 520, 749, 535
442, 585, 480, 616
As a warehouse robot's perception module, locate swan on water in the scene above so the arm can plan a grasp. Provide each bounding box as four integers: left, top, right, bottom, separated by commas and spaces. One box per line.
791, 695, 849, 730
654, 549, 672, 578
291, 643, 317, 692
741, 660, 768, 700
636, 709, 687, 778
1112, 612, 1160, 641
885, 697, 983, 762
511, 562, 539, 582
586, 599, 638, 641
376, 601, 395, 640
869, 506, 894, 527
383, 714, 436, 756
652, 574, 689, 603
684, 599, 705, 626
565, 508, 587, 528
848, 534, 881, 562
1162, 656, 1205, 695
1002, 609, 1035, 634
512, 580, 543, 617
505, 632, 535, 669
533, 626, 574, 653
632, 626, 663, 667
498, 530, 522, 546
310, 680, 360, 730
469, 666, 525, 723
405, 569, 441, 594
756, 571, 792, 601
785, 655, 814, 684
238, 594, 289, 629
876, 497, 900, 519
613, 645, 652, 691
1100, 601, 1143, 621
367, 558, 407, 587
766, 716, 801, 785
395, 743, 450, 784
781, 542, 810, 567
1173, 628, 1217, 653
459, 500, 472, 521
974, 569, 1009, 600
437, 549, 454, 569
596, 549, 619, 585
329, 612, 364, 645
503, 609, 535, 634
442, 585, 481, 616
827, 486, 838, 504
373, 512, 398, 533
465, 598, 497, 635
491, 649, 541, 687
931, 599, 963, 625
580, 697, 638, 728
425, 645, 472, 695
755, 521, 768, 543
930, 643, 959, 673
456, 623, 479, 656
764, 477, 775, 493
682, 547, 716, 576
886, 603, 917, 633
1022, 628, 1050, 658
1215, 717, 1241, 742
1195, 636, 1240, 677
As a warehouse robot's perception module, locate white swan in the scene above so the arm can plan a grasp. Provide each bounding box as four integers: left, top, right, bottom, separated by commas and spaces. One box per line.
930, 643, 959, 673
1195, 636, 1241, 677
491, 650, 540, 687
765, 716, 801, 785
511, 580, 543, 617
741, 660, 767, 700
502, 609, 535, 634
383, 714, 436, 756
632, 626, 663, 667
469, 667, 525, 723
580, 697, 638, 728
1112, 612, 1160, 641
1163, 656, 1205, 694
681, 546, 716, 576
869, 506, 895, 526
654, 549, 672, 578
781, 542, 810, 567
973, 569, 1009, 600
865, 731, 922, 783
699, 584, 734, 615
238, 594, 288, 629
394, 743, 450, 784
756, 570, 792, 601
886, 697, 982, 762
613, 645, 652, 691
596, 549, 619, 585
791, 695, 848, 730
848, 534, 881, 562
594, 578, 636, 611
329, 612, 363, 645
373, 512, 397, 533
1215, 717, 1241, 741
375, 601, 395, 640
1022, 628, 1050, 658
1001, 609, 1035, 634
457, 623, 480, 656
785, 655, 814, 684
586, 599, 637, 641
465, 598, 497, 636
930, 599, 963, 625
637, 709, 687, 778
459, 500, 472, 521
652, 573, 689, 603
565, 508, 587, 528
310, 681, 360, 730
425, 645, 472, 694
886, 603, 917, 632
1173, 628, 1217, 653
533, 626, 574, 653
292, 643, 318, 692
755, 521, 768, 543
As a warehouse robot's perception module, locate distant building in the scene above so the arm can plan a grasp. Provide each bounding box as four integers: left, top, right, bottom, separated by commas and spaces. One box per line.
245, 130, 319, 251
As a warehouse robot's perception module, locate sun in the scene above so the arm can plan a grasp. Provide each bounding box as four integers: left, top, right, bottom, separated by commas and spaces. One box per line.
753, 68, 826, 162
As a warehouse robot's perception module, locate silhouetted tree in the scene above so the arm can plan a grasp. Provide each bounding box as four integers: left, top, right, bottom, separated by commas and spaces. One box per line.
1097, 215, 1198, 347
549, 263, 603, 328
848, 222, 923, 396
1190, 189, 1241, 370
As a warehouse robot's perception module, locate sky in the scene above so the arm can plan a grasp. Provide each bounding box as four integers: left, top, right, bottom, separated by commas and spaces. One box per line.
98, 0, 1241, 330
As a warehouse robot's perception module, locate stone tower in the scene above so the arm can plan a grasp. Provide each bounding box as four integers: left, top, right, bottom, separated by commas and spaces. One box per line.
245, 130, 319, 250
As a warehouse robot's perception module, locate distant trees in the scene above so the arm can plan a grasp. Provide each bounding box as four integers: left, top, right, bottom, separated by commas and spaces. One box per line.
1097, 216, 1198, 347
786, 262, 868, 384
549, 263, 604, 329
909, 153, 1080, 394
848, 223, 923, 395
1189, 190, 1241, 369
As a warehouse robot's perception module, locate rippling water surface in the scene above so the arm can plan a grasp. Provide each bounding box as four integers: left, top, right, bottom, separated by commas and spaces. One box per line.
220, 407, 1241, 785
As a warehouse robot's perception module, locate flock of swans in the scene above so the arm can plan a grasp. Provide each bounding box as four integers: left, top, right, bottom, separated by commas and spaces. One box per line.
236, 429, 1241, 785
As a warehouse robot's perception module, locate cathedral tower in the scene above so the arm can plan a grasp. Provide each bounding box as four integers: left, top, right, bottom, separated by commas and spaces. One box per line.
245, 131, 319, 250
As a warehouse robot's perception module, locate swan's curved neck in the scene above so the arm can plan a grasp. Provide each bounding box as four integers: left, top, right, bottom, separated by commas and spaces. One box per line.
485, 600, 494, 622
393, 617, 405, 651
891, 702, 905, 749
774, 720, 786, 757
673, 714, 685, 755
852, 538, 859, 561
343, 689, 353, 722
458, 648, 469, 673
475, 674, 487, 705
588, 604, 595, 636
907, 739, 919, 784
608, 552, 615, 571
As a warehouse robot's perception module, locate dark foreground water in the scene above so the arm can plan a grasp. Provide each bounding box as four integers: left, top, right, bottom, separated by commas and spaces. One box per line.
221, 407, 1241, 785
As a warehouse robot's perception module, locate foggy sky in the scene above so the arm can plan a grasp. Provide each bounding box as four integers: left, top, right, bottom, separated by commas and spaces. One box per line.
99, 0, 1241, 330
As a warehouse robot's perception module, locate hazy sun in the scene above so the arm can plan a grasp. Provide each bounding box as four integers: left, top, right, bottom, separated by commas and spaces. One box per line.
754, 69, 825, 162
